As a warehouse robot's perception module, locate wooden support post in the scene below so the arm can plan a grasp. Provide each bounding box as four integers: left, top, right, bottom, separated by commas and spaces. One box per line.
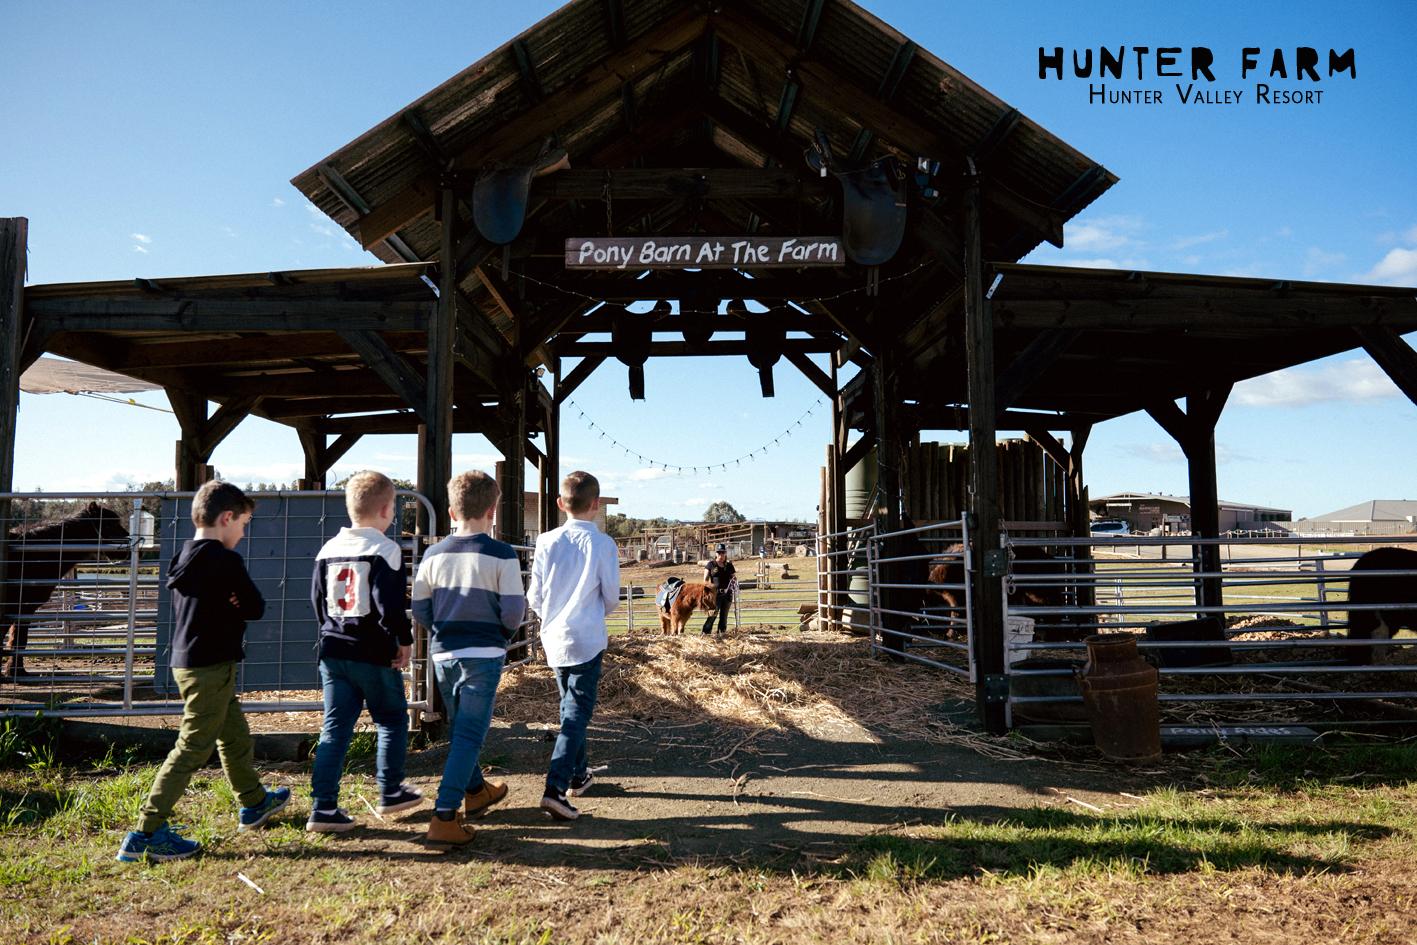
0, 219, 28, 660
1147, 386, 1231, 614
297, 429, 363, 490
422, 186, 458, 536
496, 383, 528, 546
963, 170, 1008, 734
1066, 424, 1095, 611
0, 219, 26, 497
538, 386, 560, 534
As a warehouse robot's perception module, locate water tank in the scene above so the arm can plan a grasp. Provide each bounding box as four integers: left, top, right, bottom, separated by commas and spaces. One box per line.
841, 446, 876, 630
843, 446, 877, 522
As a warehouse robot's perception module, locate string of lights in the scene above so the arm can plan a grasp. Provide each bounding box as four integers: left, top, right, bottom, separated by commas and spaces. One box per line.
566, 398, 823, 474
514, 260, 931, 315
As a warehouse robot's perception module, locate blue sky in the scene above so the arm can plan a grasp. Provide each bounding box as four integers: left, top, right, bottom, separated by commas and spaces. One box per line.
3, 1, 1415, 521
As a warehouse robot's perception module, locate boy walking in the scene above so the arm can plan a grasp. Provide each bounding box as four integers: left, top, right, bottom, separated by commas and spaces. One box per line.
306, 471, 422, 832
527, 470, 620, 820
117, 481, 288, 862
413, 471, 526, 846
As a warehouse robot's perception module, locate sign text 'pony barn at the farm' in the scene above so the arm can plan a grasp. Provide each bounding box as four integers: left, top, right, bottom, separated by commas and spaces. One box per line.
565, 237, 844, 270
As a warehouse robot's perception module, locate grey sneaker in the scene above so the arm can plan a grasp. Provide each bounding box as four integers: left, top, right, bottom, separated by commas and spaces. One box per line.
568, 771, 594, 798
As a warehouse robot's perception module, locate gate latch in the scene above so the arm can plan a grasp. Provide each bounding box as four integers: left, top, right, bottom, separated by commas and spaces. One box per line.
982, 548, 1009, 579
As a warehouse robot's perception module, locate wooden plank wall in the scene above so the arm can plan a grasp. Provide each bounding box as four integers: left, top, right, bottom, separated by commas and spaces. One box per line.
904, 438, 1065, 523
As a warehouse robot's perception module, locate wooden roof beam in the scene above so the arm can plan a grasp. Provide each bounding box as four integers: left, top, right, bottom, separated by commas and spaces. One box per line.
28, 298, 431, 333
994, 297, 1417, 330
354, 9, 709, 249
554, 338, 839, 357
714, 8, 1065, 249
1356, 325, 1417, 407
337, 330, 430, 422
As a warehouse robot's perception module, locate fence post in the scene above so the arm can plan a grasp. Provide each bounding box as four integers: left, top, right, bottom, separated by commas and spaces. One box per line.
122, 498, 142, 710
866, 535, 880, 655
626, 584, 634, 634
1315, 556, 1330, 631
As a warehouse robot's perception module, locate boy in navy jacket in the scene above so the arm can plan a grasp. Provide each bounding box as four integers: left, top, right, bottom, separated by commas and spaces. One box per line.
413, 470, 525, 846
118, 481, 288, 863
306, 471, 422, 832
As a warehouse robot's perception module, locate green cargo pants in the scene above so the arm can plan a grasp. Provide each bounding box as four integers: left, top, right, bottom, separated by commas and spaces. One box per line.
137, 661, 266, 833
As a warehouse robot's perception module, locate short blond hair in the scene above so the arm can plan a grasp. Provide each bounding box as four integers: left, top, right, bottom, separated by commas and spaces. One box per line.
450, 470, 499, 522
560, 470, 600, 514
345, 470, 396, 522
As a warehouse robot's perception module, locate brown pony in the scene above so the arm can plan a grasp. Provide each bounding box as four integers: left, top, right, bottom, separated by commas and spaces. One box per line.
3, 502, 131, 677
660, 582, 716, 635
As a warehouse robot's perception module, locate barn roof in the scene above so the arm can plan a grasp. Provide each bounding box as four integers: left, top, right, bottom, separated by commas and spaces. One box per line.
289, 0, 1117, 346
871, 262, 1417, 430
1307, 499, 1417, 523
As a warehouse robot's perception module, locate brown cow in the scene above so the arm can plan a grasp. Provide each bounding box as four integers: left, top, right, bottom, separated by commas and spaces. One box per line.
926, 543, 1079, 642
660, 582, 717, 635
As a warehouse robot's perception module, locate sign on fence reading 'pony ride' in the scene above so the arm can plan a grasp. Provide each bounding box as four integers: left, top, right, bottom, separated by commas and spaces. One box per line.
565, 236, 844, 270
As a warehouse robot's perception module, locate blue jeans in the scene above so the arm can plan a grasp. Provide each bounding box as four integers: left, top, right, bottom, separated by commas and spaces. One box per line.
433, 655, 504, 811
310, 658, 409, 809
546, 651, 603, 795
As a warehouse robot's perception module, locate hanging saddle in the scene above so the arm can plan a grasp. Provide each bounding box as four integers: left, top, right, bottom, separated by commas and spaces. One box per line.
805, 130, 908, 267
611, 301, 661, 400
472, 143, 570, 245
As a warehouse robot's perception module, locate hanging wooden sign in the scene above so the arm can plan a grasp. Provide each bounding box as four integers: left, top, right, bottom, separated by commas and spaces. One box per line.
565, 236, 844, 270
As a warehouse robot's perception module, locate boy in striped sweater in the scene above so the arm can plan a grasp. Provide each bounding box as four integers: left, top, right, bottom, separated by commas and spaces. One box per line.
307, 471, 421, 832
413, 470, 526, 846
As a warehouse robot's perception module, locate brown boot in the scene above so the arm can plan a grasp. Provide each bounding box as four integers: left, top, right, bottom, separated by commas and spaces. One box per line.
426, 810, 475, 847
464, 780, 508, 817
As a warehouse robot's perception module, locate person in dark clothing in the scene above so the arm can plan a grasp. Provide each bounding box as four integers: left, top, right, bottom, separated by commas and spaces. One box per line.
702, 544, 736, 635
118, 481, 288, 863
306, 470, 422, 833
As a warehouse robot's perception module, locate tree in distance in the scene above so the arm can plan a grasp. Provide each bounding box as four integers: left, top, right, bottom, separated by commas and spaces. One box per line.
703, 501, 746, 524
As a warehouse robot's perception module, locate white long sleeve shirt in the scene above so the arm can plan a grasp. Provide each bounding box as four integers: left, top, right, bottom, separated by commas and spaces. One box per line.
526, 518, 620, 668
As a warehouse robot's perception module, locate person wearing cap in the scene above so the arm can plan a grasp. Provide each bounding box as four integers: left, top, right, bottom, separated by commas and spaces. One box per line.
702, 544, 736, 635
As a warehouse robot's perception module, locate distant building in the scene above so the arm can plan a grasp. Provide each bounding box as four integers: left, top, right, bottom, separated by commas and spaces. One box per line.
1299, 499, 1417, 535
1089, 492, 1291, 533
520, 492, 618, 542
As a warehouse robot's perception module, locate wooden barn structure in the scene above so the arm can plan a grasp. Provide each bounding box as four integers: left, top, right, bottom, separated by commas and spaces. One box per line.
5, 0, 1417, 732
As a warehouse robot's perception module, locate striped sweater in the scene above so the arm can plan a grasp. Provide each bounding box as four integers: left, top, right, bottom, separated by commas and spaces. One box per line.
411, 532, 526, 656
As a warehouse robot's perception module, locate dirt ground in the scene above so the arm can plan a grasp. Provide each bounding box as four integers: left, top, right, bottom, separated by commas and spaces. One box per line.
6, 632, 1417, 944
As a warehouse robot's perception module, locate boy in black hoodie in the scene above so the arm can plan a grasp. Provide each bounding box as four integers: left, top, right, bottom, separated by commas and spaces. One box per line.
117, 481, 289, 863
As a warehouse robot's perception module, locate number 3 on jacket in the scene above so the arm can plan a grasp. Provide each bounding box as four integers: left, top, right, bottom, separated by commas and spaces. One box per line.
326, 561, 372, 617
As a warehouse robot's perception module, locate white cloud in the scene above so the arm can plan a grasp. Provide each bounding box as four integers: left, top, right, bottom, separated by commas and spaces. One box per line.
132, 244, 149, 254
305, 202, 325, 218
1064, 214, 1144, 253
451, 452, 502, 467
1302, 246, 1346, 277
373, 452, 415, 462
271, 197, 286, 207
1363, 247, 1417, 286
1050, 256, 1151, 270
682, 497, 707, 507
1170, 229, 1228, 251
1275, 226, 1294, 239
130, 233, 152, 244
1233, 358, 1399, 407
221, 226, 237, 238
629, 467, 677, 481
1119, 442, 1184, 463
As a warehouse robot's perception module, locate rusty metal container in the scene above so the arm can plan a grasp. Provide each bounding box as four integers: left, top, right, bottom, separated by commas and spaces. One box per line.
1079, 634, 1161, 762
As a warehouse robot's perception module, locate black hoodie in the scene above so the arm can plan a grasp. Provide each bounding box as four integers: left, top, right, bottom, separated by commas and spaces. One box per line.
166, 539, 266, 669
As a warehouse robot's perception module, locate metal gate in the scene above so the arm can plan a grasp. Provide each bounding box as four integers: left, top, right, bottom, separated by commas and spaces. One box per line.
0, 489, 514, 719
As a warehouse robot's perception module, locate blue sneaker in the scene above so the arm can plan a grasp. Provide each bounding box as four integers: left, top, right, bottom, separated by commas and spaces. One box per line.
116, 824, 201, 863
238, 787, 291, 831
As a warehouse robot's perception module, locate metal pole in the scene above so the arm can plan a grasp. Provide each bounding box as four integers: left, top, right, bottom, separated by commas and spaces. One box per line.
123, 497, 142, 710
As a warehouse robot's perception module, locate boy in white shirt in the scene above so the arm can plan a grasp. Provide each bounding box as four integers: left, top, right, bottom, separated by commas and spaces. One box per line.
526, 470, 620, 820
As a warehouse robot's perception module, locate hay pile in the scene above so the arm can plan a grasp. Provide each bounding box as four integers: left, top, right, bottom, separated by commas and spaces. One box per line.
495, 629, 1004, 749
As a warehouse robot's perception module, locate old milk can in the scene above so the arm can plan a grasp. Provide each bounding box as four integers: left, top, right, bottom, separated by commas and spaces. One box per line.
1079, 634, 1161, 761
